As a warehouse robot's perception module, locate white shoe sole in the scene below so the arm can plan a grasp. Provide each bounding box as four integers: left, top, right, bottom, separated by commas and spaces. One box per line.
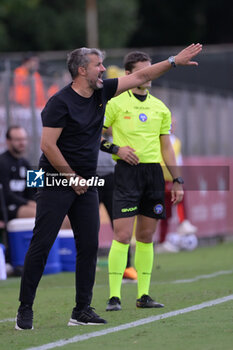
15, 323, 34, 330
68, 319, 104, 326
106, 306, 122, 311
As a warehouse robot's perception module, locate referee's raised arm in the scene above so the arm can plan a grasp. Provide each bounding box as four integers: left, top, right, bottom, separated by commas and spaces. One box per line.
115, 43, 202, 96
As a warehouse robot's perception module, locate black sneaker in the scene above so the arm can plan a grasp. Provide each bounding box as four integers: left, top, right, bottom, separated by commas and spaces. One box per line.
68, 306, 107, 326
15, 305, 34, 330
106, 297, 122, 311
136, 294, 164, 308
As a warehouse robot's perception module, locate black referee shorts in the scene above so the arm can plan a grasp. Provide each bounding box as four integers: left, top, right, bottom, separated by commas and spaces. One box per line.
113, 160, 166, 220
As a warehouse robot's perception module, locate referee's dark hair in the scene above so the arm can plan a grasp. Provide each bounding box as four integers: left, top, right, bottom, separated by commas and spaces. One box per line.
124, 51, 151, 72
6, 125, 24, 140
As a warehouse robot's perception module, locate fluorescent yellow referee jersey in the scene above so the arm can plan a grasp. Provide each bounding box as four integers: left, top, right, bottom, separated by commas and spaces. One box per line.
104, 90, 171, 163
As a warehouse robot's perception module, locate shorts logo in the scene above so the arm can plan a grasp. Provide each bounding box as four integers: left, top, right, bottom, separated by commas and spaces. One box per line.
121, 206, 138, 213
139, 113, 147, 122
154, 204, 163, 215
27, 169, 45, 188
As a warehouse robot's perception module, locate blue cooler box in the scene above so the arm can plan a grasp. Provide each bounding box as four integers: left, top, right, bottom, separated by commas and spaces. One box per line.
0, 243, 7, 280
58, 230, 76, 272
7, 218, 61, 275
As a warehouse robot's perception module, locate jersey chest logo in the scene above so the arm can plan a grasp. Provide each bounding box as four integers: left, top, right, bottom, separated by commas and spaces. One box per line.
139, 113, 147, 122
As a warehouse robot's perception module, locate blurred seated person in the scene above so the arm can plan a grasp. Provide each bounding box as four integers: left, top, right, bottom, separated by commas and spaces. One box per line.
0, 126, 71, 225
0, 126, 36, 220
0, 126, 70, 276
13, 53, 46, 108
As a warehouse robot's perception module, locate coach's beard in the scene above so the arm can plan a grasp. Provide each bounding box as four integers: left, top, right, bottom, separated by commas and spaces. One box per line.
89, 77, 104, 90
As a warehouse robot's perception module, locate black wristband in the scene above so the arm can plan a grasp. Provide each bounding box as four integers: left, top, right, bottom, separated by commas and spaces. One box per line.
100, 139, 120, 155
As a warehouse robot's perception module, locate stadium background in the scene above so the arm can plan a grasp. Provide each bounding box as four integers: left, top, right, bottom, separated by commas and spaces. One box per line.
0, 2, 233, 349
0, 45, 232, 245
0, 0, 232, 244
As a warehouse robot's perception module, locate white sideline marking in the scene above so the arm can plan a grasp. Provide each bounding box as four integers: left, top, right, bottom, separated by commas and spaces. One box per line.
1, 269, 233, 324
159, 269, 233, 285
25, 294, 233, 350
0, 318, 15, 323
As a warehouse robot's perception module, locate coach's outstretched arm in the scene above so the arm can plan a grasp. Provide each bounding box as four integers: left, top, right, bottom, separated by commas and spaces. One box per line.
116, 43, 202, 96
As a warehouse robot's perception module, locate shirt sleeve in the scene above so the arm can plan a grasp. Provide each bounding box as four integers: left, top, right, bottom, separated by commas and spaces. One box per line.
104, 99, 117, 128
41, 95, 68, 128
160, 107, 172, 135
102, 78, 118, 102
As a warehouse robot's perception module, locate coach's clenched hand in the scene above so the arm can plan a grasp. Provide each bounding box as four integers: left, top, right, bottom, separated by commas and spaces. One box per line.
70, 175, 88, 195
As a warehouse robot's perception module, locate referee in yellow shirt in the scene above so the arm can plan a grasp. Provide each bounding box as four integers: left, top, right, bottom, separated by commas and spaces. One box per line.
103, 51, 184, 311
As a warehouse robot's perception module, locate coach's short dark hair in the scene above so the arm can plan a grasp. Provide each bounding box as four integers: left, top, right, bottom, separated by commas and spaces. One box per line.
67, 47, 105, 79
124, 51, 151, 72
6, 125, 25, 139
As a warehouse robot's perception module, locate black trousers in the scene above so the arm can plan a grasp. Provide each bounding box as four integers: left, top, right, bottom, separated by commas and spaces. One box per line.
19, 186, 100, 309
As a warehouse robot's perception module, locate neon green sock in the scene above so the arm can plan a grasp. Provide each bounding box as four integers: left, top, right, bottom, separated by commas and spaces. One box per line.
108, 240, 129, 299
135, 241, 154, 299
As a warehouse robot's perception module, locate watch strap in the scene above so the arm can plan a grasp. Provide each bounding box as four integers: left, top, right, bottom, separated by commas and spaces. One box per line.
173, 177, 184, 184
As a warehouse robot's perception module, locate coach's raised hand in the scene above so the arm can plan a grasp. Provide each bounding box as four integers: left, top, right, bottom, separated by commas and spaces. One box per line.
174, 43, 202, 66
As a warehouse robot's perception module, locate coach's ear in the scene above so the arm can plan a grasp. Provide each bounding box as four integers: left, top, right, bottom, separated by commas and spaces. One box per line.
78, 66, 86, 76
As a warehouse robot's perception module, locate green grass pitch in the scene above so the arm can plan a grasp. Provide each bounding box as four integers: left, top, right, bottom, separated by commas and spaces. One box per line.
0, 241, 233, 350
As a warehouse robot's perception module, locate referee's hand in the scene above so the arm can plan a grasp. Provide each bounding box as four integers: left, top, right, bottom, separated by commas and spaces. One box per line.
171, 183, 184, 204
117, 146, 139, 165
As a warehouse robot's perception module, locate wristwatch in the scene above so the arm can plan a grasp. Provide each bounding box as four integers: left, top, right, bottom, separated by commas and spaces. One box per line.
168, 56, 176, 68
173, 177, 184, 184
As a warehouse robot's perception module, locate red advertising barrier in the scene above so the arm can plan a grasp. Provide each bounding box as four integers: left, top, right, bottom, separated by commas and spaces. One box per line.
182, 157, 232, 237
99, 157, 233, 248
163, 156, 233, 239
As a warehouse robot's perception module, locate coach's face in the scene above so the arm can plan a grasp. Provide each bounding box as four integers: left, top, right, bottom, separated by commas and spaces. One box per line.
85, 54, 106, 90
